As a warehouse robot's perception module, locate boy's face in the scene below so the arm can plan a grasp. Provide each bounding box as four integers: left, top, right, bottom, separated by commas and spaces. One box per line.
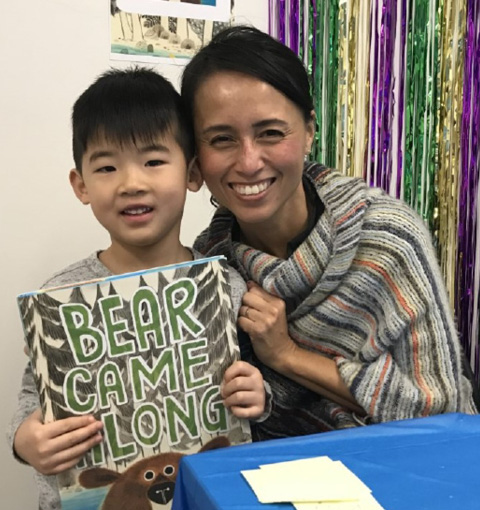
70, 133, 201, 260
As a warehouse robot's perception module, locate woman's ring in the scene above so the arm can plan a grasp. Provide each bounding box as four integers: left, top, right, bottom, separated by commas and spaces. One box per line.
244, 306, 250, 319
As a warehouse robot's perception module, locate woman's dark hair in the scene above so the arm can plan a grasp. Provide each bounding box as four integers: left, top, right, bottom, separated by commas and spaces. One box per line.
181, 25, 314, 126
72, 66, 195, 172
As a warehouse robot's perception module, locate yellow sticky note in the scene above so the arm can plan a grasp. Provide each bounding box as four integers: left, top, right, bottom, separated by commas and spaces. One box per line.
241, 457, 371, 503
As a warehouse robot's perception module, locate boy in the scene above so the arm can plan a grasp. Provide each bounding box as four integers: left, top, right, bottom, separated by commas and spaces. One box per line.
7, 67, 267, 510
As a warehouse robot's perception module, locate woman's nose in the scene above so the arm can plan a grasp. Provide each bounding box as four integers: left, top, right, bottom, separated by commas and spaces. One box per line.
237, 140, 263, 174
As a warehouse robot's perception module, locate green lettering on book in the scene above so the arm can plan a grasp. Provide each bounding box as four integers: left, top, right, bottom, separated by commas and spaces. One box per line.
131, 287, 166, 350
180, 338, 212, 390
164, 279, 204, 342
99, 295, 133, 357
60, 304, 105, 364
130, 348, 178, 401
165, 392, 198, 445
201, 386, 228, 433
98, 361, 127, 409
132, 403, 163, 447
103, 412, 136, 461
64, 367, 96, 413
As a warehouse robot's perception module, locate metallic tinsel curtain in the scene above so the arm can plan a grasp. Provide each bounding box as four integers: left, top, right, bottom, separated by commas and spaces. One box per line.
269, 0, 480, 379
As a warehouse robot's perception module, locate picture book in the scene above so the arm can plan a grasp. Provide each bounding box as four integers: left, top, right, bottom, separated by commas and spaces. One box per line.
17, 255, 251, 510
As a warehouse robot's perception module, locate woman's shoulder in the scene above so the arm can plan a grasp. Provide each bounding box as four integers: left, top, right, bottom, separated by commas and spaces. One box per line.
364, 188, 431, 239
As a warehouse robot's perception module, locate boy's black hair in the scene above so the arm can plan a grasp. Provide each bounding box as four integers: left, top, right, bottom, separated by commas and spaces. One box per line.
181, 25, 314, 126
72, 67, 194, 172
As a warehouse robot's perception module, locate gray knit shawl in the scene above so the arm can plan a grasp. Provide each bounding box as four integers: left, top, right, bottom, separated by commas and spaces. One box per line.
194, 163, 476, 438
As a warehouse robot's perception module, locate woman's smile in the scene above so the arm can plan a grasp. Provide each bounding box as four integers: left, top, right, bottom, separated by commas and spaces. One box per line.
230, 178, 275, 198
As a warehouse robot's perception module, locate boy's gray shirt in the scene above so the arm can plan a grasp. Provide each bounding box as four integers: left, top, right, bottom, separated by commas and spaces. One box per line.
7, 250, 251, 510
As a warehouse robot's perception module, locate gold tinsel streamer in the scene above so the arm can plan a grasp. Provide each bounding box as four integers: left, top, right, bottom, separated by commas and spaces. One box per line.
435, 0, 465, 306
354, 0, 371, 181
336, 0, 368, 179
336, 1, 348, 174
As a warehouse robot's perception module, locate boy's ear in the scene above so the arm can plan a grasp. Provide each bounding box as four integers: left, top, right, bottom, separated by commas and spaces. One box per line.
186, 157, 203, 193
69, 168, 90, 205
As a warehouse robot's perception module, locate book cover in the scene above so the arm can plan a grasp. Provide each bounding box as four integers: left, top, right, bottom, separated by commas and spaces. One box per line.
17, 255, 251, 510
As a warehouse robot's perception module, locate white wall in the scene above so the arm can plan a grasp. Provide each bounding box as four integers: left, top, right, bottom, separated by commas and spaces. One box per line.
0, 1, 267, 506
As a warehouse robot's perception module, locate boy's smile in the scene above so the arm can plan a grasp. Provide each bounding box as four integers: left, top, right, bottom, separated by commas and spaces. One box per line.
70, 134, 202, 271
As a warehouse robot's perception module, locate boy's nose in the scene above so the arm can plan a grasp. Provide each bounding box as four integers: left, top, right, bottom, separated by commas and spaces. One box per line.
119, 168, 146, 194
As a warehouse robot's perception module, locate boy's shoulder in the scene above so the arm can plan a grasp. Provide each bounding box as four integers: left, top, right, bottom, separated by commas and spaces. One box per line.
41, 252, 111, 290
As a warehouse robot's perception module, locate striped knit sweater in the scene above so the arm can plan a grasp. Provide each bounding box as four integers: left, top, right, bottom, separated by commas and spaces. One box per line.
194, 163, 477, 439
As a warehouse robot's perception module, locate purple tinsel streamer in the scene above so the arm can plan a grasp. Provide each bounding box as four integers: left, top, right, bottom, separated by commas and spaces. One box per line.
396, 0, 407, 197
373, 0, 395, 192
268, 0, 273, 35
382, 0, 394, 191
279, 0, 286, 44
290, 0, 300, 54
369, 2, 379, 186
458, 0, 480, 377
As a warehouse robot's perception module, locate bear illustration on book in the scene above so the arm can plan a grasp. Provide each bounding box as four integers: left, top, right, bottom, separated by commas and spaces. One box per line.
79, 435, 230, 509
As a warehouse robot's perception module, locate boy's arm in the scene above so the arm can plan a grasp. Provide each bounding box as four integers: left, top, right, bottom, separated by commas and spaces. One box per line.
7, 362, 41, 462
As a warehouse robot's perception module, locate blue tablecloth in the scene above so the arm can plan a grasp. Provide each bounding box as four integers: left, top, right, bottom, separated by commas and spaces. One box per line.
172, 413, 479, 510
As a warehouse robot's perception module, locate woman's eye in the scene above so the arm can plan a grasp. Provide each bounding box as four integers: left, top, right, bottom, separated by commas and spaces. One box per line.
145, 159, 165, 167
210, 135, 234, 146
260, 129, 284, 139
96, 165, 116, 173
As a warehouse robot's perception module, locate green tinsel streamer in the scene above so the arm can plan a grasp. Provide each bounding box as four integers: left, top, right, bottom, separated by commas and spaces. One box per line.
403, 0, 439, 229
310, 1, 340, 166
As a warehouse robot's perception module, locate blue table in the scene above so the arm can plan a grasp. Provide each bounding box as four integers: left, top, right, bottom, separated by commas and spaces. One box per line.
172, 413, 479, 510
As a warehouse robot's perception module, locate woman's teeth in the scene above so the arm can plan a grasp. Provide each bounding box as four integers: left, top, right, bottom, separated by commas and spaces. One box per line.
233, 180, 270, 196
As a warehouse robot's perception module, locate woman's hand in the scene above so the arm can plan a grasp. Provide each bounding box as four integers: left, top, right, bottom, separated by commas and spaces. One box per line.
238, 281, 297, 370
238, 281, 364, 414
14, 409, 103, 475
221, 360, 266, 419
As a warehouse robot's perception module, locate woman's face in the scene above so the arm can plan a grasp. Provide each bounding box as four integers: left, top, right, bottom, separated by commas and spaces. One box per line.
193, 71, 314, 232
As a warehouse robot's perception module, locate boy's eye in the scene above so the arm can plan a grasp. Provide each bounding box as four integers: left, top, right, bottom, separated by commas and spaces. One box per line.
95, 165, 116, 173
145, 159, 165, 167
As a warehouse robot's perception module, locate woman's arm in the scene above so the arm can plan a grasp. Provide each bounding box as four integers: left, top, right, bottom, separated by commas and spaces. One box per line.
238, 281, 365, 414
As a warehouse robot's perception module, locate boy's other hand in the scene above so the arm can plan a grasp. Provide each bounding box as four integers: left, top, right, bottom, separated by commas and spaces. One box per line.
221, 360, 265, 419
13, 409, 103, 475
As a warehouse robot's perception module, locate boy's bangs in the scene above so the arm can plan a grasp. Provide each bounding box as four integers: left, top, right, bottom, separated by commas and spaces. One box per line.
88, 108, 176, 150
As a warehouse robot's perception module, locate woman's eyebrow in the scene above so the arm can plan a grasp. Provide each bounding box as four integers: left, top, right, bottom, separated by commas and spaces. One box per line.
202, 119, 288, 135
252, 119, 289, 129
201, 124, 232, 135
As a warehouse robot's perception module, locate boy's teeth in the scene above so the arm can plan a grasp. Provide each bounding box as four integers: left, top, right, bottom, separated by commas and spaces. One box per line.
124, 207, 150, 215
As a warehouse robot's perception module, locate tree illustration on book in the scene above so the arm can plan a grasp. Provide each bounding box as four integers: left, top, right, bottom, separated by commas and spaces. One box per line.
18, 256, 250, 509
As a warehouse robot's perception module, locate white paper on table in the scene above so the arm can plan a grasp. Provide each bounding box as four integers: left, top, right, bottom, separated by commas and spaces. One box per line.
293, 492, 385, 510
241, 456, 371, 503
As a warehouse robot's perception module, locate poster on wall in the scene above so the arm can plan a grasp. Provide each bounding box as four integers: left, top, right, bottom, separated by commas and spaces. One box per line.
110, 0, 233, 64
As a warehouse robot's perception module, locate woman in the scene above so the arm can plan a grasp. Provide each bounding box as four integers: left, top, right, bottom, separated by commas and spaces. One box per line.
181, 25, 476, 440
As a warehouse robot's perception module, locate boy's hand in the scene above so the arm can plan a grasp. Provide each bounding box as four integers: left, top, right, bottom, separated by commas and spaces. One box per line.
221, 360, 265, 419
14, 409, 103, 475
